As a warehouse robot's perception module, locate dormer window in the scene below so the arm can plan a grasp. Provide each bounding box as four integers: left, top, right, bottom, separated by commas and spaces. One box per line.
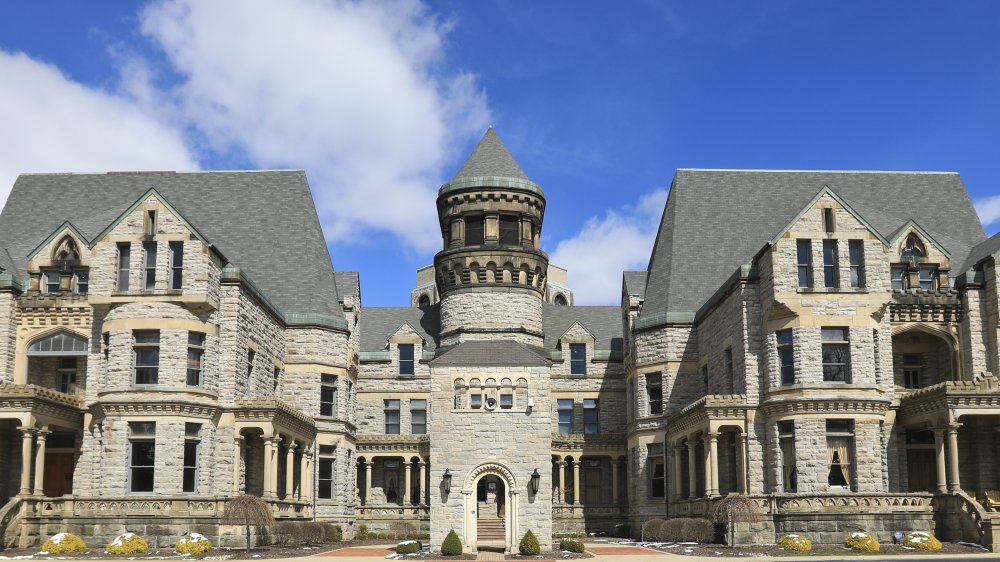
919, 267, 938, 291
54, 237, 79, 262
398, 344, 415, 375
901, 234, 925, 260
891, 266, 907, 291
44, 271, 61, 293
74, 270, 89, 294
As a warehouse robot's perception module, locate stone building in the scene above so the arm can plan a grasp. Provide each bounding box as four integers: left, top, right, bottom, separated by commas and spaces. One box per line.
2, 129, 1000, 552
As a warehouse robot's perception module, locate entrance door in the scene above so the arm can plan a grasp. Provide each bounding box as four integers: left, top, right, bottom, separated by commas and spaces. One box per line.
907, 449, 935, 492
43, 453, 74, 497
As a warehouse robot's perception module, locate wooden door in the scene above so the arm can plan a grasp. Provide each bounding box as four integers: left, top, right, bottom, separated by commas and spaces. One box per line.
43, 453, 74, 497
907, 449, 935, 492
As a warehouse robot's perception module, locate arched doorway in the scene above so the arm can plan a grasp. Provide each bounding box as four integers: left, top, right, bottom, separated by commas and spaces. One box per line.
462, 463, 519, 553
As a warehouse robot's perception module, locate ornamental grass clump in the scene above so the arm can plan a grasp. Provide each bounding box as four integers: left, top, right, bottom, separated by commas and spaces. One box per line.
106, 532, 149, 555
40, 533, 87, 554
844, 532, 880, 552
176, 533, 213, 555
777, 534, 812, 552
441, 529, 462, 556
903, 531, 942, 551
518, 530, 540, 555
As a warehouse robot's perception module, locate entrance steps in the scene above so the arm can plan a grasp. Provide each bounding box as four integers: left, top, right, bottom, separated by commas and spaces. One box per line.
477, 515, 505, 548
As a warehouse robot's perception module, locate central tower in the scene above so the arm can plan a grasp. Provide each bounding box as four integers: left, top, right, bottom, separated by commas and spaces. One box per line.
434, 128, 548, 347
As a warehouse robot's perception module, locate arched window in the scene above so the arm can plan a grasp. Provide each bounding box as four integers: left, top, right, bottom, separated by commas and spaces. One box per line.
901, 234, 926, 259
27, 331, 88, 355
53, 236, 80, 262
418, 295, 431, 308
554, 294, 568, 306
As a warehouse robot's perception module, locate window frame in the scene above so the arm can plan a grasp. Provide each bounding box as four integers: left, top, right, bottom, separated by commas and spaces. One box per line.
891, 266, 908, 291
384, 399, 401, 435
169, 241, 184, 290
320, 374, 337, 417
73, 269, 89, 294
778, 420, 797, 493
825, 419, 855, 491
58, 357, 77, 395
43, 270, 61, 293
649, 444, 666, 499
821, 327, 852, 383
919, 266, 938, 291
583, 398, 599, 434
822, 239, 839, 288
182, 439, 200, 493
464, 214, 484, 246
848, 240, 865, 288
186, 332, 205, 387
127, 422, 156, 494
410, 399, 427, 434
398, 343, 415, 376
777, 330, 795, 385
557, 398, 574, 434
796, 239, 813, 288
142, 241, 157, 290
498, 215, 520, 245
132, 330, 160, 386
645, 372, 663, 415
318, 448, 336, 500
569, 343, 587, 375
116, 242, 131, 291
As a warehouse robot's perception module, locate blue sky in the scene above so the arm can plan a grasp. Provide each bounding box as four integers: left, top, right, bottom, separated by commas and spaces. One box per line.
1, 1, 998, 305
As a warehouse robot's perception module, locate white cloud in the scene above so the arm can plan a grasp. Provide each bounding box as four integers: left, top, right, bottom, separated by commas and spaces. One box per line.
550, 188, 668, 305
0, 50, 198, 209
975, 194, 1000, 228
139, 0, 491, 252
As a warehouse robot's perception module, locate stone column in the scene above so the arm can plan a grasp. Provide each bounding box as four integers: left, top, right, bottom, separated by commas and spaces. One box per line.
32, 428, 49, 496
611, 458, 619, 506
557, 457, 566, 505
418, 460, 427, 505
933, 428, 947, 494
285, 442, 297, 500
946, 424, 962, 492
232, 435, 245, 494
686, 440, 698, 499
301, 448, 312, 500
573, 460, 582, 506
736, 433, 748, 494
263, 436, 276, 498
706, 432, 720, 497
405, 460, 413, 506
364, 461, 373, 505
672, 445, 685, 499
18, 427, 33, 496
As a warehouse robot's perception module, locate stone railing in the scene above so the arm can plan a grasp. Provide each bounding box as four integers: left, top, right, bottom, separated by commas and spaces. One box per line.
356, 505, 429, 519
0, 383, 85, 409
553, 505, 628, 518
21, 496, 311, 520
0, 496, 24, 547
671, 493, 935, 518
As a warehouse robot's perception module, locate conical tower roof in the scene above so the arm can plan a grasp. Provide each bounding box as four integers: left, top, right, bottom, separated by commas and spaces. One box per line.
452, 128, 529, 181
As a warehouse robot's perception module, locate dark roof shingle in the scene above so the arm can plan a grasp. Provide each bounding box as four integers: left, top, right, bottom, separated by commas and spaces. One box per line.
430, 340, 550, 367
542, 304, 622, 352
359, 306, 440, 352
452, 128, 529, 181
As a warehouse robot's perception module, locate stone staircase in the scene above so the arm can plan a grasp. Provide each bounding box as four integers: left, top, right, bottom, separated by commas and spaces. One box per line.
477, 514, 505, 548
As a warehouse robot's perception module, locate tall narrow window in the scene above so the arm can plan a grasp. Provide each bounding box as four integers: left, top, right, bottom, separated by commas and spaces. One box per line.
74, 270, 89, 294
272, 366, 280, 393
247, 348, 255, 380
583, 459, 601, 504
320, 374, 337, 416
169, 242, 184, 289
645, 372, 663, 415
919, 267, 938, 291
465, 215, 484, 246
826, 420, 854, 490
142, 242, 157, 289
318, 445, 336, 499
822, 327, 851, 383
796, 239, 813, 288
186, 332, 205, 386
777, 330, 795, 385
848, 240, 865, 288
778, 421, 796, 492
44, 271, 61, 293
570, 343, 586, 375
823, 239, 839, 288
133, 331, 160, 385
724, 348, 735, 393
823, 207, 836, 233
411, 399, 427, 434
558, 399, 574, 434
183, 423, 200, 493
128, 422, 156, 493
902, 354, 922, 389
583, 399, 599, 434
891, 266, 907, 291
499, 215, 519, 245
649, 443, 665, 498
398, 344, 414, 375
384, 400, 400, 434
145, 209, 157, 236
58, 357, 77, 394
116, 243, 131, 291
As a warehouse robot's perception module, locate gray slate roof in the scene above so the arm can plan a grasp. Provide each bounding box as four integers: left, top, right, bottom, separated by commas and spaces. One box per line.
643, 170, 987, 322
623, 271, 647, 299
452, 128, 529, 181
0, 170, 341, 318
542, 304, 623, 352
334, 271, 360, 301
430, 340, 550, 367
961, 231, 1000, 272
359, 306, 440, 352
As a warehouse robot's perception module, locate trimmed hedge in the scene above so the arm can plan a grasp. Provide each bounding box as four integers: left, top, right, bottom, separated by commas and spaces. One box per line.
176, 533, 213, 555
903, 532, 942, 551
441, 530, 462, 556
395, 540, 422, 554
612, 524, 632, 539
560, 539, 585, 553
844, 532, 880, 552
40, 533, 86, 554
324, 523, 343, 542
519, 530, 540, 555
106, 533, 149, 555
641, 518, 664, 540
777, 534, 812, 552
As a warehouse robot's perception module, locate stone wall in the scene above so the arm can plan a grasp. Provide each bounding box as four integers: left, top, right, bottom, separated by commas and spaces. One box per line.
439, 292, 543, 347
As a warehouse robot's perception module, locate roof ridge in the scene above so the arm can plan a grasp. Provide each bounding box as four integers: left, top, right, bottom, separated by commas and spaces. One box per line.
677, 168, 959, 174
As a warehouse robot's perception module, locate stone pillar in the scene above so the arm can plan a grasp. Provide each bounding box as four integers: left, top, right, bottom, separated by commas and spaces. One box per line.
611, 458, 619, 505
573, 460, 581, 506
405, 460, 413, 506
418, 460, 427, 505
18, 427, 33, 496
301, 448, 312, 500
687, 440, 698, 499
933, 428, 947, 494
263, 436, 276, 498
736, 433, 748, 494
672, 445, 685, 499
33, 428, 49, 496
364, 461, 373, 505
556, 457, 565, 505
285, 442, 297, 500
232, 435, 245, 494
946, 424, 962, 492
706, 432, 720, 497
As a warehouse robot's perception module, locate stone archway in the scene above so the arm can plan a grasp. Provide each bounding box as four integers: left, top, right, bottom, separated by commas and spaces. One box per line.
462, 462, 519, 553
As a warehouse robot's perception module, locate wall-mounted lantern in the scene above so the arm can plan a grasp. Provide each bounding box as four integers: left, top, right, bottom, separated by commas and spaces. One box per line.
529, 468, 540, 495
443, 469, 452, 494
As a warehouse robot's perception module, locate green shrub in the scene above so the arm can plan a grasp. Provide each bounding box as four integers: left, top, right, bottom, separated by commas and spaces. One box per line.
323, 523, 343, 542
176, 533, 213, 555
357, 524, 370, 539
844, 532, 880, 552
441, 529, 462, 556
560, 539, 585, 553
106, 532, 149, 555
519, 530, 540, 555
903, 532, 941, 551
40, 533, 87, 554
612, 524, 632, 539
777, 534, 812, 552
641, 518, 664, 540
395, 540, 421, 554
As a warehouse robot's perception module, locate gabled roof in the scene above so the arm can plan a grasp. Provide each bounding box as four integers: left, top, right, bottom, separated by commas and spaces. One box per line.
0, 170, 341, 318
430, 339, 550, 367
962, 231, 1000, 271
623, 271, 647, 299
452, 128, 529, 181
767, 186, 889, 246
359, 306, 440, 352
543, 304, 623, 353
88, 188, 212, 251
26, 221, 89, 262
334, 271, 360, 300
887, 220, 952, 259
642, 169, 986, 324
